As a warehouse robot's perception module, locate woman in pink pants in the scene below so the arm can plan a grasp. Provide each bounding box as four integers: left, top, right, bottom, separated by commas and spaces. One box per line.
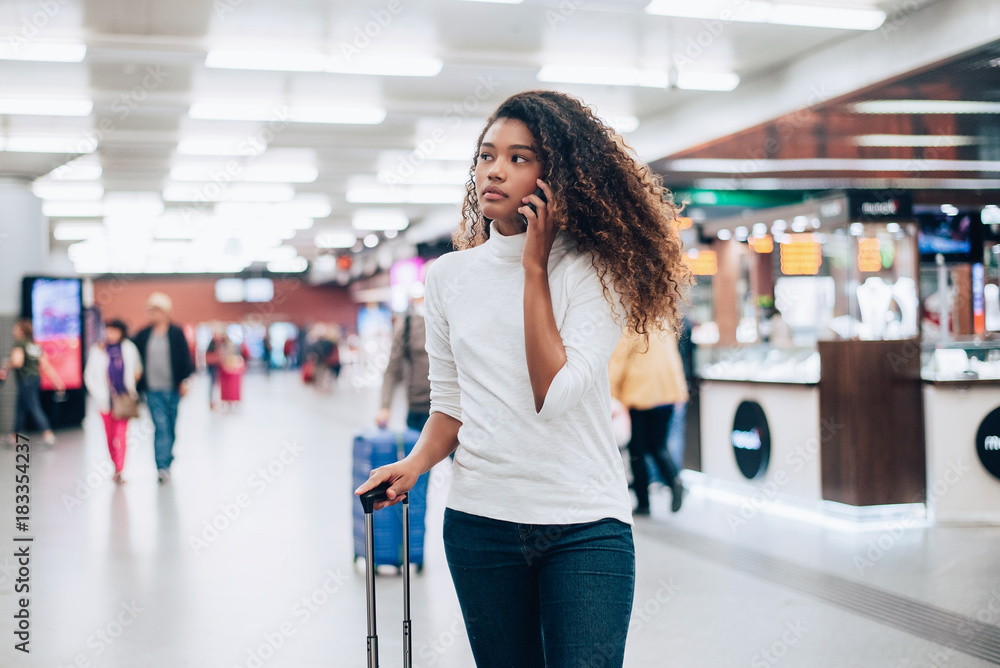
84, 320, 143, 483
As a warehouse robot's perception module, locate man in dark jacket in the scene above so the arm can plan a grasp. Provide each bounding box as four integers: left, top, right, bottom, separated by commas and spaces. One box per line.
132, 292, 195, 483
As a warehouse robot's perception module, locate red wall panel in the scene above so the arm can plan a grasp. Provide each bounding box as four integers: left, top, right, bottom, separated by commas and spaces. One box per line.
91, 277, 360, 331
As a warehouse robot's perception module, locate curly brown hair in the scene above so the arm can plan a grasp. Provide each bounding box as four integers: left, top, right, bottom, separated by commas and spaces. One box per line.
453, 90, 691, 337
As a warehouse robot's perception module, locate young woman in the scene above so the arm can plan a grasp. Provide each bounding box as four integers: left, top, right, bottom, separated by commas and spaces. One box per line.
356, 90, 689, 666
84, 320, 142, 483
3, 319, 64, 446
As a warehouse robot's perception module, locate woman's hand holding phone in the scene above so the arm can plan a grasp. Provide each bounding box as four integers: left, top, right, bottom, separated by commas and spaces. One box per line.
521, 179, 556, 274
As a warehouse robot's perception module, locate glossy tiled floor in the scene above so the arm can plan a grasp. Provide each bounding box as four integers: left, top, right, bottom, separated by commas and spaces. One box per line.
1, 369, 998, 667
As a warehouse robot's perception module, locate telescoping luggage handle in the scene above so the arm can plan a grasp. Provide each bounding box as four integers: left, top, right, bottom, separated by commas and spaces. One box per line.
359, 481, 412, 668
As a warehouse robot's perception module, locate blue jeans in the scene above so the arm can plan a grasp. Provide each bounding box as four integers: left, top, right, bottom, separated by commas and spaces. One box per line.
443, 509, 635, 668
146, 390, 180, 471
14, 377, 51, 433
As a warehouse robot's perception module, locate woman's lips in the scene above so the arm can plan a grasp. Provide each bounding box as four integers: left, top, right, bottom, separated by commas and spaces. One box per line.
482, 192, 506, 201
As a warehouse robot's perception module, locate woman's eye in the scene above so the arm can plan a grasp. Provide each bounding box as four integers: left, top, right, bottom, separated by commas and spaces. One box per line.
478, 153, 493, 161
512, 155, 529, 163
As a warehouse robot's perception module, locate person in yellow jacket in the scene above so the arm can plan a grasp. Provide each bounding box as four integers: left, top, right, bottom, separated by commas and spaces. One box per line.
609, 326, 689, 514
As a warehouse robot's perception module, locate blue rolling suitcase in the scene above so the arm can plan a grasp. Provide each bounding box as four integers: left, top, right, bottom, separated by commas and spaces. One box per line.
352, 428, 427, 572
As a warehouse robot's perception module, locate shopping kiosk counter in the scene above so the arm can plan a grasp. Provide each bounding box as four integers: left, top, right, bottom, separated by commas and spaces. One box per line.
697, 340, 927, 509
922, 340, 1000, 523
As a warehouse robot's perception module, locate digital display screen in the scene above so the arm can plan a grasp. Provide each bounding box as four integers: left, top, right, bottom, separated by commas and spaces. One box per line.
29, 278, 83, 390
917, 210, 974, 258
215, 278, 245, 303
244, 278, 274, 303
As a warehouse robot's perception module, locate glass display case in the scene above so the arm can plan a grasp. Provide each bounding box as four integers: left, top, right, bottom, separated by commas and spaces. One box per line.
921, 339, 1000, 381
695, 345, 820, 384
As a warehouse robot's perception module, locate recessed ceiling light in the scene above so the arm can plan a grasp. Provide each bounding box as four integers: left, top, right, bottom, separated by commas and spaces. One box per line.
363, 234, 380, 248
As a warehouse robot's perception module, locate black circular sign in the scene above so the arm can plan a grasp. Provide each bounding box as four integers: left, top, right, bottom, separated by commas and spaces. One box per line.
976, 406, 1000, 482
732, 401, 771, 480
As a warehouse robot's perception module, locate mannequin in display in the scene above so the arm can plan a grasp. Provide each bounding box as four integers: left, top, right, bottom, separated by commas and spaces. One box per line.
892, 277, 919, 338
856, 276, 894, 340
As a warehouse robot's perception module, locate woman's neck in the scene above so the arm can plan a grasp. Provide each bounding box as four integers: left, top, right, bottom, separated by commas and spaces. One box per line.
493, 217, 526, 237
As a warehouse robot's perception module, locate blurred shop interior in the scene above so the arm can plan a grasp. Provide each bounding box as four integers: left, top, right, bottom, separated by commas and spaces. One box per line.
1, 0, 1000, 524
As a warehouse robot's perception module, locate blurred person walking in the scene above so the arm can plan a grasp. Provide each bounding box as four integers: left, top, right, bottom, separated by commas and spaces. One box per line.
204, 326, 226, 409
2, 318, 64, 446
376, 302, 431, 433
610, 326, 689, 515
132, 293, 195, 484
84, 319, 142, 483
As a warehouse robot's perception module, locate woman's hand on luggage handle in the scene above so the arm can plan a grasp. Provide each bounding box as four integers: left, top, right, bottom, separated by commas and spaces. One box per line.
355, 460, 420, 511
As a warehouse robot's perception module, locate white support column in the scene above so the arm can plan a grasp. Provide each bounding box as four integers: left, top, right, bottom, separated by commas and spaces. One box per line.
0, 178, 46, 316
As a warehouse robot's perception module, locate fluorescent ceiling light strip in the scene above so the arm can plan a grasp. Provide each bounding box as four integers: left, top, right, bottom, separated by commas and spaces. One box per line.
768, 4, 885, 30
675, 72, 740, 92
537, 65, 737, 91
644, 1, 885, 31
205, 50, 327, 72
0, 42, 86, 62
853, 135, 980, 147
168, 164, 318, 183
0, 99, 93, 116
48, 163, 103, 180
53, 223, 105, 241
346, 186, 464, 204
189, 102, 385, 125
2, 136, 97, 154
327, 56, 442, 77
457, 0, 523, 4
852, 100, 1000, 114
668, 158, 1000, 172
352, 209, 409, 231
694, 178, 1000, 191
315, 231, 358, 249
177, 137, 263, 156
34, 183, 104, 201
207, 49, 442, 77
43, 202, 104, 217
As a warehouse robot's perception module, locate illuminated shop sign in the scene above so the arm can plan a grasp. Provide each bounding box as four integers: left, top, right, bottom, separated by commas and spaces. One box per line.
732, 401, 771, 480
848, 191, 913, 221
749, 235, 774, 254
858, 238, 882, 272
779, 234, 822, 275
685, 249, 718, 276
977, 407, 1000, 482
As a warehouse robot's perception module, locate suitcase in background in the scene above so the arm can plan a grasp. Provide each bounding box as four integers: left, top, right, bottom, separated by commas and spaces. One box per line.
219, 369, 242, 402
352, 428, 427, 571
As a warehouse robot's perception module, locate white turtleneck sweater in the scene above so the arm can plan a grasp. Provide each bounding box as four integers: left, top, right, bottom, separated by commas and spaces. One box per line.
424, 223, 632, 526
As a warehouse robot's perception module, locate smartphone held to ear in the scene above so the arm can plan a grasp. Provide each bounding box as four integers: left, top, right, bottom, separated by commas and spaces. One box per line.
519, 187, 548, 225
